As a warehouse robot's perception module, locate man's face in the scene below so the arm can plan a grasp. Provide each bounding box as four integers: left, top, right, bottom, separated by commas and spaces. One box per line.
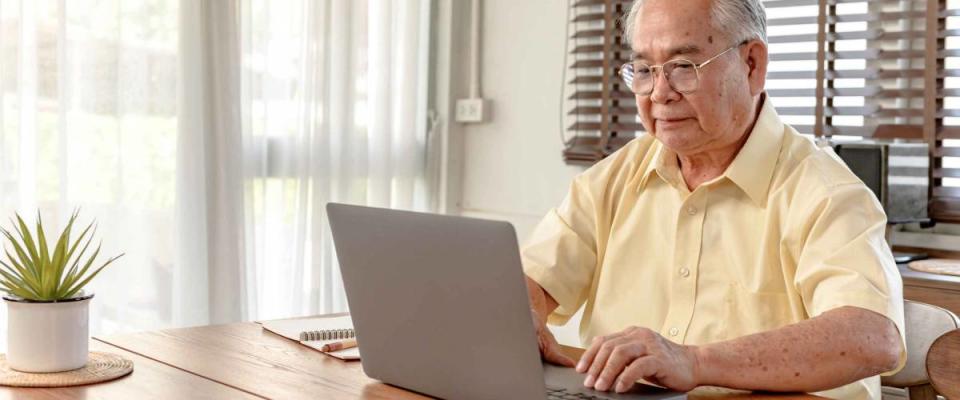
631, 0, 758, 156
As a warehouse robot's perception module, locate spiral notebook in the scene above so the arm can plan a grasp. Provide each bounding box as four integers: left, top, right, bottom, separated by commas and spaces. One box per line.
259, 316, 361, 360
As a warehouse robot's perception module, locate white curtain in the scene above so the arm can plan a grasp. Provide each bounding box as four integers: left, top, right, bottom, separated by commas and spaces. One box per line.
237, 0, 433, 320
0, 0, 434, 347
0, 0, 184, 347
178, 0, 248, 325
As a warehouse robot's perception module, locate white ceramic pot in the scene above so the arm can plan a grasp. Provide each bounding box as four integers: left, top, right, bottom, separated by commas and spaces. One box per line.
4, 292, 92, 372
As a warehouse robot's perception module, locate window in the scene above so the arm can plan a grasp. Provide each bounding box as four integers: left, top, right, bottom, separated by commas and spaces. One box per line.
563, 0, 636, 165
0, 0, 179, 338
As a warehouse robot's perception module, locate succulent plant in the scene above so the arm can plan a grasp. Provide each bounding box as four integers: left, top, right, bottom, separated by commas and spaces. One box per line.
0, 211, 123, 301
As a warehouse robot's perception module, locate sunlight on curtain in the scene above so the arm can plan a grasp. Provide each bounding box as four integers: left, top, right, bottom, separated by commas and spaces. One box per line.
0, 0, 434, 348
0, 0, 180, 349
240, 0, 433, 320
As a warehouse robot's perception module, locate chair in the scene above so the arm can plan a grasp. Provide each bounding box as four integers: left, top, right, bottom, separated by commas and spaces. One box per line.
926, 329, 960, 399
881, 300, 960, 400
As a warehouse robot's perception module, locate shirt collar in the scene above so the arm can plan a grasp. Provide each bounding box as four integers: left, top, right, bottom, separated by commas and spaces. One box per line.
724, 95, 784, 206
635, 94, 785, 206
635, 142, 680, 192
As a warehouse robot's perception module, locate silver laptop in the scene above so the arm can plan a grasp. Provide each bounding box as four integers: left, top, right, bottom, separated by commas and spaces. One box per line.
327, 203, 686, 400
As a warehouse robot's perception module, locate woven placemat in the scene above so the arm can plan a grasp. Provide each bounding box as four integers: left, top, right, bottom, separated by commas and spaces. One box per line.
908, 258, 960, 277
0, 352, 133, 387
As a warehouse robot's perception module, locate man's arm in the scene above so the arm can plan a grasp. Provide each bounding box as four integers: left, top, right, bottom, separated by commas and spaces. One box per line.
580, 305, 902, 393
527, 276, 558, 318
527, 276, 576, 366
693, 305, 901, 391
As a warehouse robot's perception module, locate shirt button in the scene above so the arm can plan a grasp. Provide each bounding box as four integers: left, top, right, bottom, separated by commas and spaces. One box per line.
679, 267, 690, 278
669, 327, 679, 337
686, 206, 698, 216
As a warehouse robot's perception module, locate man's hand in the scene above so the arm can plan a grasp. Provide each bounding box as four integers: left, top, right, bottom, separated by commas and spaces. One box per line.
531, 308, 576, 367
577, 326, 700, 393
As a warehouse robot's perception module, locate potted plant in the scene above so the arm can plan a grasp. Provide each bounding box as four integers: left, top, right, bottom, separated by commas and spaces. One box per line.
0, 211, 122, 373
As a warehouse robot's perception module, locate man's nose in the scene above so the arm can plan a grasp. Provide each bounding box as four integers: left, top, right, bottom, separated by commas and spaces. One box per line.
649, 70, 681, 104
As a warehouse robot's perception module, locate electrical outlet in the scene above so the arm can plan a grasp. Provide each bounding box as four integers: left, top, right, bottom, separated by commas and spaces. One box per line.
455, 98, 488, 123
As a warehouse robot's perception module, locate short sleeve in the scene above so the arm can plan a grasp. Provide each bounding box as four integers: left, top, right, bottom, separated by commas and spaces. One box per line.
522, 177, 599, 326
792, 182, 907, 375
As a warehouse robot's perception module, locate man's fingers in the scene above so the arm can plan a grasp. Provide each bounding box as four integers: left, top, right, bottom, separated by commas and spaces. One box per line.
577, 336, 604, 373
577, 332, 626, 373
594, 342, 646, 391
615, 356, 657, 393
584, 336, 631, 388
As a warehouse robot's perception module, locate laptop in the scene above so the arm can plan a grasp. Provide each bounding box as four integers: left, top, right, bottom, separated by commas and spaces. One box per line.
326, 203, 687, 400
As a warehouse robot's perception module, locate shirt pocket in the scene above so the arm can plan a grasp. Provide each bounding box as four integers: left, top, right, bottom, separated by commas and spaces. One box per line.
721, 282, 794, 340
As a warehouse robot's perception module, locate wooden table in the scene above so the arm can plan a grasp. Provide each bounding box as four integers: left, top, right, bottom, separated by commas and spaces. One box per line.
0, 316, 824, 399
0, 340, 261, 400
898, 263, 960, 317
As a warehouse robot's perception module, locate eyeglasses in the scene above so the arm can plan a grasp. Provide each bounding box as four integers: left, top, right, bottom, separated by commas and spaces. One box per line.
619, 42, 747, 96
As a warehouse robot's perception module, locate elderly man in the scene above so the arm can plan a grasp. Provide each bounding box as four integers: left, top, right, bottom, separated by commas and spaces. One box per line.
523, 0, 906, 398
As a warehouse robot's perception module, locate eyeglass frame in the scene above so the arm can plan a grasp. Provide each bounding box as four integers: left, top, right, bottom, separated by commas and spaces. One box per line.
619, 40, 750, 96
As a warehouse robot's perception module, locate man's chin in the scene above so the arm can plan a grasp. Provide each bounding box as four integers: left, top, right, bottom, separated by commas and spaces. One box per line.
656, 118, 695, 131
652, 131, 701, 153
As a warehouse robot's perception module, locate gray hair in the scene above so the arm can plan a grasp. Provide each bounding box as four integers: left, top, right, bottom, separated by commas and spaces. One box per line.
622, 0, 768, 46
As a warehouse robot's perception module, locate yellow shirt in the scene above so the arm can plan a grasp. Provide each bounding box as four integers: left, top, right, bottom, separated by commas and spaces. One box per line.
522, 97, 906, 399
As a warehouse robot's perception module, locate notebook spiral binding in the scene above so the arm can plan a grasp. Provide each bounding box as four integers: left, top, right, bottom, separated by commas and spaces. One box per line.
299, 328, 356, 341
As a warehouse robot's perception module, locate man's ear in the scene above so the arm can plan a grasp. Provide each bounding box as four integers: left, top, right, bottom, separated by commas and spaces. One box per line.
744, 41, 768, 97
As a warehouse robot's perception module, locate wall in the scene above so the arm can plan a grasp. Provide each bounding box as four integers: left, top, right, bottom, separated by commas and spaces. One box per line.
436, 0, 585, 345
446, 0, 582, 238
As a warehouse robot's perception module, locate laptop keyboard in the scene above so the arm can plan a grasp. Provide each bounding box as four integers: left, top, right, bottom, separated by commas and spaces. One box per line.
546, 387, 608, 400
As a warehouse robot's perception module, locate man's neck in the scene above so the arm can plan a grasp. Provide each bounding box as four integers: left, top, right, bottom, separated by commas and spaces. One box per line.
677, 97, 764, 191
